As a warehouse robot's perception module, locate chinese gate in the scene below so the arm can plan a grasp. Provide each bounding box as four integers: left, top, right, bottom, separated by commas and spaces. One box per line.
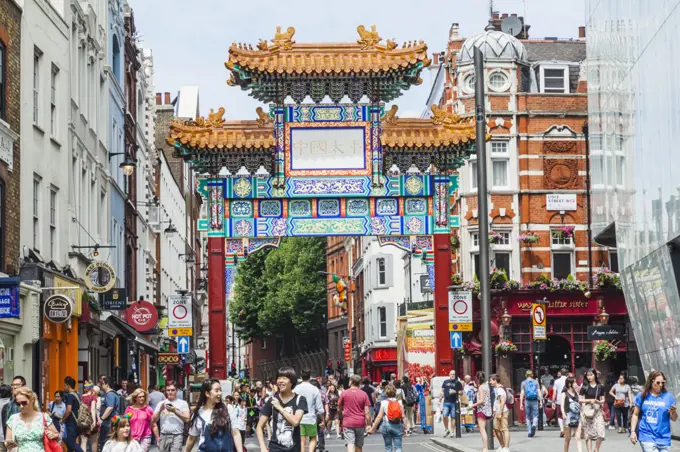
166, 25, 486, 378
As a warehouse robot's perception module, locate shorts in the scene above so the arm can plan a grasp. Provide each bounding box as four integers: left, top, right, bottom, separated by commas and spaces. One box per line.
442, 402, 458, 418
300, 423, 318, 438
493, 411, 509, 432
328, 409, 338, 421
640, 442, 672, 452
343, 427, 365, 447
476, 412, 491, 420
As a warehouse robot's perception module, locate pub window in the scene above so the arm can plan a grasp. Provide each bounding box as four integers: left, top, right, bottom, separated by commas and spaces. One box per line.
378, 306, 387, 339
552, 252, 573, 280
0, 40, 5, 120
494, 252, 511, 278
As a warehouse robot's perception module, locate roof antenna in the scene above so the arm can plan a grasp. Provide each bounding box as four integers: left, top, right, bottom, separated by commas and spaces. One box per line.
486, 0, 496, 31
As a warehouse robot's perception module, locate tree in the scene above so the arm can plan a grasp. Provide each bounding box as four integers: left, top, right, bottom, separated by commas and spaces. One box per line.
229, 237, 327, 350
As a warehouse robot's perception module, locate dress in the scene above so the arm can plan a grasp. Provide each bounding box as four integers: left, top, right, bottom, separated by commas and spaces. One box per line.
6, 412, 52, 452
476, 383, 492, 420
579, 383, 605, 440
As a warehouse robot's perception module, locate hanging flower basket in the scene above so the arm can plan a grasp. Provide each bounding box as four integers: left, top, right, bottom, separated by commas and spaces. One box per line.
489, 231, 504, 244
495, 341, 518, 355
451, 274, 464, 286
593, 269, 622, 291
450, 234, 460, 249
517, 232, 540, 245
554, 226, 575, 239
594, 340, 618, 362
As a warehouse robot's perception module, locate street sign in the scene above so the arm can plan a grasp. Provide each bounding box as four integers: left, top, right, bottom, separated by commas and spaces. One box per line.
450, 332, 463, 349
587, 325, 624, 341
531, 303, 547, 340
177, 336, 190, 354
168, 295, 193, 329
158, 353, 180, 365
449, 323, 473, 332
448, 291, 472, 324
168, 327, 193, 337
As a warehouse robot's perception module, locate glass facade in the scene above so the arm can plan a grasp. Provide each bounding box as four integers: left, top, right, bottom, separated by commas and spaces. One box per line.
587, 0, 680, 436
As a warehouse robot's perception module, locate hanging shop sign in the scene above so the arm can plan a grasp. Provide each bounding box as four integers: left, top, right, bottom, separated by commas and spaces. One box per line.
125, 300, 159, 333
587, 324, 624, 341
44, 294, 73, 324
158, 353, 180, 365
168, 294, 193, 329
84, 261, 116, 293
102, 288, 127, 310
0, 282, 20, 319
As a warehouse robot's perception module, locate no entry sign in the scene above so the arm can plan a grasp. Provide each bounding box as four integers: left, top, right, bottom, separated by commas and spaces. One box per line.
531, 303, 547, 340
168, 295, 192, 329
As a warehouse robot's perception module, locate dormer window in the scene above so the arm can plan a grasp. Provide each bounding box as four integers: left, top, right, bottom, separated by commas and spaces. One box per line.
540, 65, 568, 94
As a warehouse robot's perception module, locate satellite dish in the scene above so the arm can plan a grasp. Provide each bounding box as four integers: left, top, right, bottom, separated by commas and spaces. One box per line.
501, 16, 523, 37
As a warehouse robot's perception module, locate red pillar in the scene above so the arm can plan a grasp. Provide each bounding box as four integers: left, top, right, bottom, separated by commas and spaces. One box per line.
208, 237, 227, 379
434, 234, 452, 376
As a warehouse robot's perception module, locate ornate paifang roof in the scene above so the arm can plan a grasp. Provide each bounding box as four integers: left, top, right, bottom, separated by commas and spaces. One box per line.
226, 26, 431, 103
167, 105, 480, 154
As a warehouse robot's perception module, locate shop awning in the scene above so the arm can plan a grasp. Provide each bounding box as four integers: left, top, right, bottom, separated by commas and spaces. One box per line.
106, 315, 159, 352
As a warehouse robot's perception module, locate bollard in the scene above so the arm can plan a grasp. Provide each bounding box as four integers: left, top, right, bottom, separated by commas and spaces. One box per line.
455, 398, 462, 438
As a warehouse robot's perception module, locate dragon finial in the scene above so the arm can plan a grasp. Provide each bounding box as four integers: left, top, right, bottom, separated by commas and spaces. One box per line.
205, 107, 226, 128
357, 25, 382, 50
386, 39, 398, 50
273, 26, 296, 50
382, 105, 399, 125
255, 107, 273, 127
257, 39, 268, 51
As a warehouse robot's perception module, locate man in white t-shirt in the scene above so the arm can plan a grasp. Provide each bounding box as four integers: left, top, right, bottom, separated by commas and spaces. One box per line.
489, 374, 510, 452
552, 368, 568, 437
151, 381, 190, 452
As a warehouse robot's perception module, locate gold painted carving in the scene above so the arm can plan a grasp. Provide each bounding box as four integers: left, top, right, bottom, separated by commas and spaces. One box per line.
273, 26, 296, 50
206, 107, 226, 128
255, 107, 273, 127
383, 105, 399, 125
430, 105, 474, 130
357, 25, 382, 49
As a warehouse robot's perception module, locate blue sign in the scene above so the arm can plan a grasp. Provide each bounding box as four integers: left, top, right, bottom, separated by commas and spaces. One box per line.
0, 281, 20, 319
450, 332, 463, 349
177, 336, 190, 354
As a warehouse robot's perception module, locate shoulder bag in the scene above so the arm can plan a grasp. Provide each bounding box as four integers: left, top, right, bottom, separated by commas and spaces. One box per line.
582, 386, 599, 420
43, 413, 64, 452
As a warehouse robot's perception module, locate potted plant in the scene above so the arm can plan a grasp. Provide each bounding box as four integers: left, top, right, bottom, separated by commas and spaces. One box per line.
495, 340, 518, 357
489, 231, 504, 244
451, 274, 464, 286
594, 340, 618, 362
593, 269, 622, 291
517, 231, 540, 245
554, 225, 575, 239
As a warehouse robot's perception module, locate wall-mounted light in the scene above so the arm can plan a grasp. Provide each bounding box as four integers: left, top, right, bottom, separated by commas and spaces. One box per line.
109, 152, 136, 176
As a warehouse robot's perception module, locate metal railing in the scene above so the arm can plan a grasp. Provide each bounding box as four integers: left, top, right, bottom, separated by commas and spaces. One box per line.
256, 349, 328, 382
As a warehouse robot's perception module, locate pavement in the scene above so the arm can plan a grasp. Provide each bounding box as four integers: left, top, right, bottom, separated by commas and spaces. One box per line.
242, 431, 451, 451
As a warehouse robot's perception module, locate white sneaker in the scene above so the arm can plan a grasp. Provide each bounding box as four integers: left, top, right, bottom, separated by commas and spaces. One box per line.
325, 433, 330, 439
502, 448, 511, 452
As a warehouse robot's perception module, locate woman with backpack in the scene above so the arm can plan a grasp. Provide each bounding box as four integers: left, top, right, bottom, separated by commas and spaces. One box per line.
324, 384, 340, 440
186, 379, 243, 452
367, 384, 406, 452
80, 382, 101, 452
630, 370, 677, 452
560, 376, 583, 452
401, 377, 417, 437
123, 389, 154, 452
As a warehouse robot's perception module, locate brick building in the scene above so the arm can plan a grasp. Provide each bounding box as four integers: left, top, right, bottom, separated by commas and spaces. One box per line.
326, 237, 350, 367
434, 16, 634, 387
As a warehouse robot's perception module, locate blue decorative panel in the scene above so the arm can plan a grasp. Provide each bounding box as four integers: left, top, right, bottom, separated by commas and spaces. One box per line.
259, 200, 282, 217
232, 177, 253, 198
288, 177, 369, 197
404, 175, 425, 196
376, 198, 398, 216
405, 217, 425, 235
232, 219, 254, 237
347, 199, 369, 216
405, 198, 427, 215
318, 199, 340, 217
231, 200, 253, 217
370, 217, 388, 235
289, 200, 312, 217
290, 218, 369, 236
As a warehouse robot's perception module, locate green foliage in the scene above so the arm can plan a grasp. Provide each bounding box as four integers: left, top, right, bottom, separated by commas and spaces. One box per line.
229, 237, 327, 346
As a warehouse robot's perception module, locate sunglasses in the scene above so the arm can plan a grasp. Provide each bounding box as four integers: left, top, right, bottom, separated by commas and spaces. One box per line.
654, 380, 666, 386
17, 401, 28, 407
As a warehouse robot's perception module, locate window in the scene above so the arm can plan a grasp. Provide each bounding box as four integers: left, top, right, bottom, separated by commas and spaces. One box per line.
540, 66, 568, 94
488, 71, 508, 91
471, 232, 479, 248
591, 155, 604, 186
472, 253, 480, 277
609, 250, 619, 273
0, 40, 5, 119
49, 188, 57, 260
377, 257, 386, 286
33, 48, 42, 124
552, 253, 572, 279
491, 142, 509, 189
463, 73, 476, 94
494, 232, 510, 245
378, 306, 387, 339
494, 252, 510, 277
470, 160, 478, 190
616, 156, 625, 186
50, 65, 58, 136
32, 178, 40, 250
112, 35, 121, 83
551, 231, 573, 246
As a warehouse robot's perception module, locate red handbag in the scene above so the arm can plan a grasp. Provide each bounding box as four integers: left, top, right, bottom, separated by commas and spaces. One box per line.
42, 413, 63, 452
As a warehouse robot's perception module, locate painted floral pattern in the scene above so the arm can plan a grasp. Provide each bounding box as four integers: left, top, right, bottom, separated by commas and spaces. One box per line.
318, 200, 340, 217
234, 220, 253, 237
405, 176, 424, 195
259, 200, 282, 217
233, 178, 252, 198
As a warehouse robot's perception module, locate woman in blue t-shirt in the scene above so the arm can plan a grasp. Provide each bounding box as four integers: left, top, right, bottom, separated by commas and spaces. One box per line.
630, 370, 677, 452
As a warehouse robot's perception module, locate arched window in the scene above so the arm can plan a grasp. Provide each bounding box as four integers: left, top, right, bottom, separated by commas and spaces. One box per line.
0, 40, 6, 120
112, 35, 121, 83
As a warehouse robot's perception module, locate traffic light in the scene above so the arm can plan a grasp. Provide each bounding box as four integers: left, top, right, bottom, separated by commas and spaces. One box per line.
336, 360, 344, 373
326, 360, 333, 375
230, 362, 237, 377
344, 340, 351, 362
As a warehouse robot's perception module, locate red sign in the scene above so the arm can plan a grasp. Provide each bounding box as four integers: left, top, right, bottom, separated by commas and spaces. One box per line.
126, 300, 158, 332
506, 294, 628, 317
371, 348, 397, 362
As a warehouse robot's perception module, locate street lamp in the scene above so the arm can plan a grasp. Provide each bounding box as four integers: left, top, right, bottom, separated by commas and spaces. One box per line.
163, 222, 178, 235
109, 152, 137, 176
597, 298, 610, 325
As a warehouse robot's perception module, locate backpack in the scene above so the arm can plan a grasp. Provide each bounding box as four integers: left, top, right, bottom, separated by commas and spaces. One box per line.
386, 400, 402, 424
75, 394, 93, 430
502, 387, 514, 409
525, 379, 539, 401
197, 412, 234, 452
404, 385, 418, 407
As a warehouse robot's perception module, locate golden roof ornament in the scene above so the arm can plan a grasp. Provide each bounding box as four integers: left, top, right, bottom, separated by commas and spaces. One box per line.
357, 25, 382, 49
205, 107, 226, 128
430, 105, 473, 130
382, 105, 399, 125
273, 26, 296, 50
255, 107, 273, 127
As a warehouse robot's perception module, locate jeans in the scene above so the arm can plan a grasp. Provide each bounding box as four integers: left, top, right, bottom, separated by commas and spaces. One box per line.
525, 399, 539, 432
381, 421, 403, 452
615, 405, 629, 429
64, 422, 84, 452
607, 401, 616, 426
640, 442, 672, 452
98, 422, 111, 451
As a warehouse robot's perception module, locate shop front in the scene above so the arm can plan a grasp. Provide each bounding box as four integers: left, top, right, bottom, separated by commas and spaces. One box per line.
365, 347, 397, 382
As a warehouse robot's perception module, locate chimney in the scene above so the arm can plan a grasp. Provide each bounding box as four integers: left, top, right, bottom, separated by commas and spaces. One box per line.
579, 26, 586, 39
502, 13, 509, 18
449, 23, 460, 42
164, 92, 171, 105
155, 93, 162, 105
433, 52, 439, 65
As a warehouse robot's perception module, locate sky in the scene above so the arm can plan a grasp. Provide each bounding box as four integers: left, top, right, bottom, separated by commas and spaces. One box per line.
132, 0, 586, 119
